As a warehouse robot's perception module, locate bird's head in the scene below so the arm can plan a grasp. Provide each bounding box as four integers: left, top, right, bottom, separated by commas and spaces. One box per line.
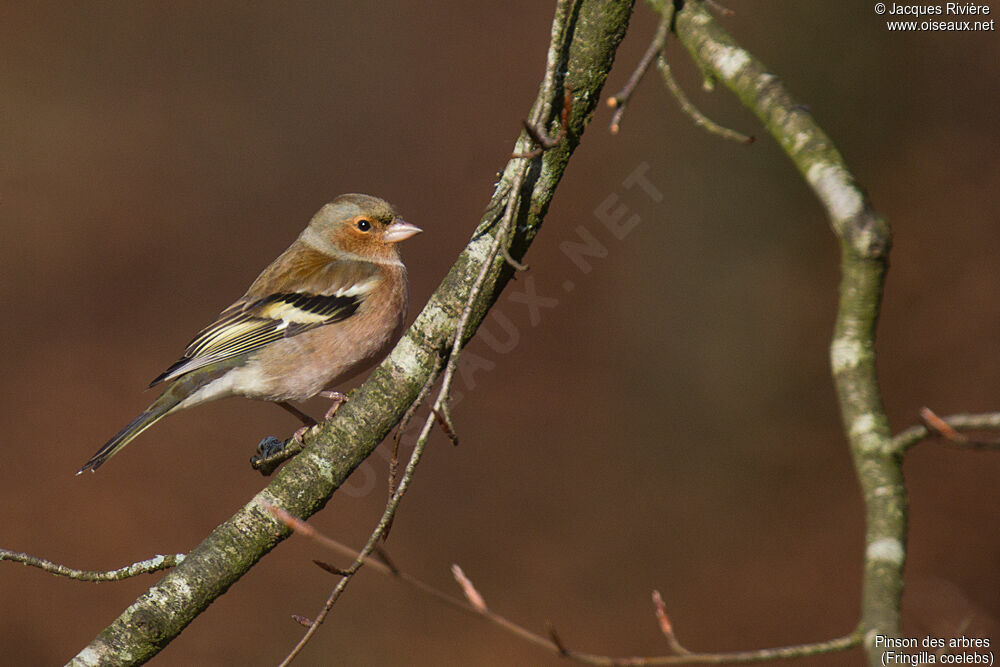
302, 193, 422, 264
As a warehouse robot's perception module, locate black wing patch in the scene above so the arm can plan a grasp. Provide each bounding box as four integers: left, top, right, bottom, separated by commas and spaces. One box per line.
150, 291, 361, 386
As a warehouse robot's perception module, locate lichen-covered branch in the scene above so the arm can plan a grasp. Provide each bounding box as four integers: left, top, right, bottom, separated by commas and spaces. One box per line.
661, 2, 897, 664
0, 550, 183, 582
69, 1, 635, 664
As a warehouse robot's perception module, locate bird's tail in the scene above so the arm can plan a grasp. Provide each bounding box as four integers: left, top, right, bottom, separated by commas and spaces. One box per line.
77, 392, 183, 474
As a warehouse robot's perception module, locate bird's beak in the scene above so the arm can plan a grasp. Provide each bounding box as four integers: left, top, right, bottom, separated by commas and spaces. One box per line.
382, 219, 422, 243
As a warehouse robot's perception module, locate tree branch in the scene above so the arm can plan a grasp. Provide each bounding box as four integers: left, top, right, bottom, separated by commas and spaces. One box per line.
68, 1, 636, 664
0, 550, 183, 582
661, 2, 896, 664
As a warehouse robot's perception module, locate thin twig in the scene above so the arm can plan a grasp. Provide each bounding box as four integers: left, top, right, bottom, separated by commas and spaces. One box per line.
432, 405, 460, 446
451, 564, 487, 612
435, 0, 574, 417
547, 622, 570, 656
434, 166, 528, 415
396, 359, 443, 441
269, 505, 861, 665
276, 404, 441, 666
500, 244, 530, 271
704, 0, 735, 16
607, 5, 673, 134
652, 590, 690, 655
268, 502, 532, 629
519, 117, 562, 152
373, 545, 400, 574
511, 2, 574, 160
512, 88, 572, 162
312, 560, 350, 577
655, 54, 753, 144
390, 356, 446, 494
891, 408, 1000, 453
919, 406, 968, 442
0, 549, 183, 582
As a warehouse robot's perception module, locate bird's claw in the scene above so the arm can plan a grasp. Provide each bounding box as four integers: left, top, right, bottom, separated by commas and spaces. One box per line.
253, 435, 287, 461
318, 391, 348, 421
292, 424, 313, 445
250, 392, 346, 475
251, 435, 302, 475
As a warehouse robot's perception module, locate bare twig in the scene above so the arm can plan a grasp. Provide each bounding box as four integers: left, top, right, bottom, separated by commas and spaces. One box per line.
608, 3, 751, 143
267, 503, 528, 629
607, 5, 673, 134
704, 0, 734, 16
512, 87, 572, 163
891, 408, 1000, 453
373, 545, 400, 574
655, 54, 754, 144
451, 564, 487, 612
435, 0, 575, 416
500, 244, 531, 272
0, 549, 183, 582
547, 622, 570, 656
518, 117, 561, 153
312, 560, 350, 577
515, 92, 567, 159
271, 507, 862, 665
395, 359, 442, 441
920, 406, 968, 442
276, 404, 441, 666
390, 357, 446, 494
652, 590, 690, 655
432, 405, 460, 446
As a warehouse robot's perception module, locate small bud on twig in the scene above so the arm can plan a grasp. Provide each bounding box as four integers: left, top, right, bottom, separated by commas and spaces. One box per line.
451, 564, 487, 613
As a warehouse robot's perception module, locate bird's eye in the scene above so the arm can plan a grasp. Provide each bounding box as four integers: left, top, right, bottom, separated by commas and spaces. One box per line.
356, 219, 372, 232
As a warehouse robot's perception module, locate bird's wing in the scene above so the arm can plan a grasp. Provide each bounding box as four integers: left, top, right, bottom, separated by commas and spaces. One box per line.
150, 253, 380, 386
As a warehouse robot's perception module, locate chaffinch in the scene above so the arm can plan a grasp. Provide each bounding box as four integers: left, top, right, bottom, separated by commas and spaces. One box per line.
78, 194, 421, 473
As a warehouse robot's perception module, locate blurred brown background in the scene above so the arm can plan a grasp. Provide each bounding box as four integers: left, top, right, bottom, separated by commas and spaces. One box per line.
2, 2, 998, 665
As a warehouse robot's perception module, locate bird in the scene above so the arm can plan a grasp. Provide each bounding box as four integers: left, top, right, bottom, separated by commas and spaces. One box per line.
78, 194, 421, 473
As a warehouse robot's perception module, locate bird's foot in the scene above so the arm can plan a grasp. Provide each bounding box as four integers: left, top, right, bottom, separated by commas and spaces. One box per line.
253, 394, 347, 476
318, 391, 349, 420
255, 435, 286, 459
251, 435, 303, 476
292, 424, 314, 445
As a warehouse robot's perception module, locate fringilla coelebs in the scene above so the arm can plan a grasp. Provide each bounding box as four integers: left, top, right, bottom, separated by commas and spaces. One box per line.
79, 193, 421, 473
